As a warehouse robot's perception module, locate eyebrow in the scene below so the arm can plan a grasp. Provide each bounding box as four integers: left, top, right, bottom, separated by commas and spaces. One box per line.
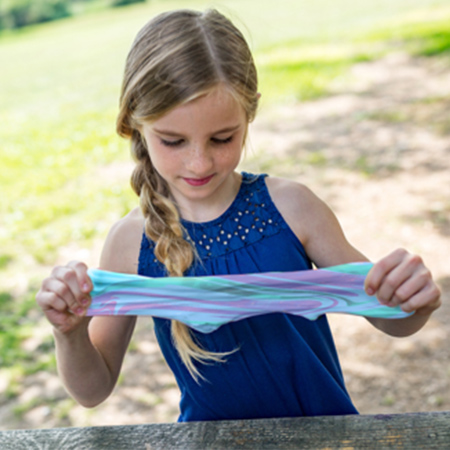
153, 124, 242, 137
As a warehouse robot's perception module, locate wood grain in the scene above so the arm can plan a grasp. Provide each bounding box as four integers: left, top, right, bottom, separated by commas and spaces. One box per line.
0, 411, 449, 449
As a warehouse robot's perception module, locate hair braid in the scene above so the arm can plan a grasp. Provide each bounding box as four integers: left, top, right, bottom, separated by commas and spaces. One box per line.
130, 133, 232, 380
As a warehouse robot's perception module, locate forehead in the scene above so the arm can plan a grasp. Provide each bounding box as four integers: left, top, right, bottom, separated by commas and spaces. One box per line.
151, 87, 246, 133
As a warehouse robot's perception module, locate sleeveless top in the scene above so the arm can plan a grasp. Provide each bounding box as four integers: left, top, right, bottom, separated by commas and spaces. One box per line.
138, 172, 358, 421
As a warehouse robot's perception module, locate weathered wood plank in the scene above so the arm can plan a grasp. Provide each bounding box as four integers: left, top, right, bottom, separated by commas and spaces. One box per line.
0, 411, 449, 449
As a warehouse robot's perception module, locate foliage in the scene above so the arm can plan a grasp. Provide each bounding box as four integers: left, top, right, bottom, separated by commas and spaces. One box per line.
0, 0, 72, 30
111, 0, 146, 7
0, 0, 147, 30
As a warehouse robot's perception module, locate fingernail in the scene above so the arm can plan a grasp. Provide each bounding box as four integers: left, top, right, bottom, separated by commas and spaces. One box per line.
76, 307, 85, 316
81, 298, 90, 306
83, 283, 90, 293
366, 287, 374, 296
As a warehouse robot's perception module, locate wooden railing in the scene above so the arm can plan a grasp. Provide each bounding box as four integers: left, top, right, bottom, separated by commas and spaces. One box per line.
0, 411, 449, 449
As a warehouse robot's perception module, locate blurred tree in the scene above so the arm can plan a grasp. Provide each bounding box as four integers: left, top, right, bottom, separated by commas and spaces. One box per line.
0, 0, 71, 29
0, 0, 149, 30
111, 0, 146, 7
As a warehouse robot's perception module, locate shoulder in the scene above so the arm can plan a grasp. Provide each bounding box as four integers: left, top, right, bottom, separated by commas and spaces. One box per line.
265, 176, 366, 267
265, 176, 327, 241
100, 207, 144, 274
265, 176, 316, 206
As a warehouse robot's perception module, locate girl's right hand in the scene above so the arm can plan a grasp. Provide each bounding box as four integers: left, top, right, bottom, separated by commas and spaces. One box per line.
36, 261, 93, 334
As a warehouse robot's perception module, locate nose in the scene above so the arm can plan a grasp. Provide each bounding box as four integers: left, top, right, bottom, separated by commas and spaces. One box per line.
186, 143, 213, 176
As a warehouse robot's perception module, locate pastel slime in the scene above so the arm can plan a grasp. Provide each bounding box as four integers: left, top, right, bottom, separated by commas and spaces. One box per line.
87, 262, 412, 333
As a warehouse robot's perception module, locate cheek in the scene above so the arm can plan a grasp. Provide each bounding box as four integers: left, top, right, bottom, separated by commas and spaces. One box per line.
218, 141, 244, 166
144, 146, 168, 175
145, 138, 172, 165
228, 144, 244, 166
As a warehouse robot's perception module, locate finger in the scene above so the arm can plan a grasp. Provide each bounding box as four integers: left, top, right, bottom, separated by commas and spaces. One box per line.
376, 261, 414, 306
376, 257, 428, 306
53, 265, 85, 299
36, 289, 69, 314
37, 291, 91, 333
67, 261, 92, 294
40, 275, 75, 309
365, 248, 409, 295
401, 281, 442, 315
386, 267, 432, 307
45, 273, 87, 316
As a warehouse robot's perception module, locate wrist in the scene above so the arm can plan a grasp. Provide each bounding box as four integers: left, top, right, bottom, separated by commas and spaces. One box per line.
53, 317, 91, 343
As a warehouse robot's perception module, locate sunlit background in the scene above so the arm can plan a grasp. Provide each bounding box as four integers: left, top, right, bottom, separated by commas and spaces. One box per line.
1, 0, 450, 430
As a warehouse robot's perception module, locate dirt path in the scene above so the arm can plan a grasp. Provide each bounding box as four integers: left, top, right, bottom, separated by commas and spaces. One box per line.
1, 52, 449, 429
248, 52, 450, 415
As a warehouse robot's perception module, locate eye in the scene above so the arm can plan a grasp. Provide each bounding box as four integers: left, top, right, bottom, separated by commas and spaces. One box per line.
160, 138, 184, 147
211, 136, 233, 145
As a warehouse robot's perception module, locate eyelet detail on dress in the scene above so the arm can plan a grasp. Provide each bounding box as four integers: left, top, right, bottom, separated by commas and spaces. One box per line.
138, 173, 287, 270
179, 173, 286, 261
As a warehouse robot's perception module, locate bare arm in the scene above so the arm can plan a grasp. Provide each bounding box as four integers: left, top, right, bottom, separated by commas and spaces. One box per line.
37, 208, 144, 407
267, 177, 441, 337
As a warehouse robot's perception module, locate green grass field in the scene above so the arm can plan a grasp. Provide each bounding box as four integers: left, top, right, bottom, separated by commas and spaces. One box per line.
1, 0, 450, 407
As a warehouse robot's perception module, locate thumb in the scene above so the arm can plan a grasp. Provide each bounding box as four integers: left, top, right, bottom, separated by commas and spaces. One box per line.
364, 266, 376, 296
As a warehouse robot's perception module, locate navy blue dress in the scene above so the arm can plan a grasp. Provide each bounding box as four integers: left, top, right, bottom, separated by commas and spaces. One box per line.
138, 172, 357, 421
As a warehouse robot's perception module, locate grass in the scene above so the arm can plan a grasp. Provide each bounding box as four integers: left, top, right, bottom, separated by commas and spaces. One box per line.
1, 0, 450, 424
256, 43, 377, 102
0, 289, 56, 379
364, 10, 450, 57
255, 5, 450, 102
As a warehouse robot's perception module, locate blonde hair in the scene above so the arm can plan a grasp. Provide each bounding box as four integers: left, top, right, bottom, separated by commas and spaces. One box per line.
116, 9, 259, 381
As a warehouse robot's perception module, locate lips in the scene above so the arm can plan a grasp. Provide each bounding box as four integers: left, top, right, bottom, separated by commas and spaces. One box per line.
183, 175, 215, 186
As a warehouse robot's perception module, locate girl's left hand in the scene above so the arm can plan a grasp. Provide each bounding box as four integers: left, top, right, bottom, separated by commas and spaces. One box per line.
365, 248, 441, 316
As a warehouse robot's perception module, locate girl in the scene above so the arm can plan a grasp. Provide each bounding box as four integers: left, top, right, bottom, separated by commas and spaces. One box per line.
36, 9, 441, 421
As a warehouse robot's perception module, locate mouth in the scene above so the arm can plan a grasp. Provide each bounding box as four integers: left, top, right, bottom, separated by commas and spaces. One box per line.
183, 175, 215, 187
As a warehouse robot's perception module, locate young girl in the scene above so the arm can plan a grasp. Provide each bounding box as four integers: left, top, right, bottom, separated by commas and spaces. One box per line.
36, 9, 441, 421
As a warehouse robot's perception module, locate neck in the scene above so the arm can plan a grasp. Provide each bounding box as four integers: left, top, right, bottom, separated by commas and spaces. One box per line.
176, 172, 242, 223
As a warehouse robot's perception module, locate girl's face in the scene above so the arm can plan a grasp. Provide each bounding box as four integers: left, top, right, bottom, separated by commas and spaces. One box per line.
140, 86, 247, 222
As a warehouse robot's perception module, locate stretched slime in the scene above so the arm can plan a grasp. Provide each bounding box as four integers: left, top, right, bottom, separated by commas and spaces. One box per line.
87, 262, 411, 333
